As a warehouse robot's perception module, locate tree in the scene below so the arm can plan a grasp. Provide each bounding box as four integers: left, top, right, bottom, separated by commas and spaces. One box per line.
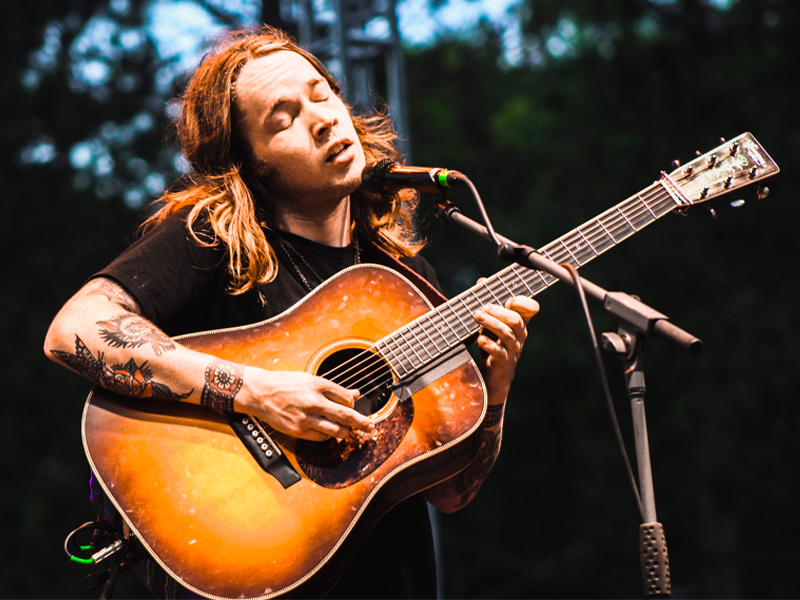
406, 1, 799, 596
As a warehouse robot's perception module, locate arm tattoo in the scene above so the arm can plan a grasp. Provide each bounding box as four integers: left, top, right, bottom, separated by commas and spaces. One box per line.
435, 404, 506, 508
51, 335, 191, 401
201, 359, 244, 413
86, 279, 141, 314
435, 429, 502, 508
97, 314, 175, 355
484, 402, 505, 428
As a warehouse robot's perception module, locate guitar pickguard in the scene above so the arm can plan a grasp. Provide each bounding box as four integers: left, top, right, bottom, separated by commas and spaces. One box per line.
295, 399, 414, 489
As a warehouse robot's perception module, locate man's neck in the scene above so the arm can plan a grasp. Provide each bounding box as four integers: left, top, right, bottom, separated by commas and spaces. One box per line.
271, 195, 353, 247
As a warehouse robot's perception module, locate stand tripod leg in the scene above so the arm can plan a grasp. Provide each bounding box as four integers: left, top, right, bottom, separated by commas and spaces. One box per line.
630, 377, 672, 597
607, 330, 673, 598
640, 522, 671, 597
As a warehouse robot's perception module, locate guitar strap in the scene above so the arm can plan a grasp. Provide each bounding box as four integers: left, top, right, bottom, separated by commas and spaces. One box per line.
360, 238, 448, 308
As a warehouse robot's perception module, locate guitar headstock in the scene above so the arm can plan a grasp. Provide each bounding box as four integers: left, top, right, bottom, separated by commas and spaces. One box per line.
667, 132, 779, 206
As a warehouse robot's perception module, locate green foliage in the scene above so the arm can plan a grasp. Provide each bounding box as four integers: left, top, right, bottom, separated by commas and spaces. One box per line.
407, 1, 799, 597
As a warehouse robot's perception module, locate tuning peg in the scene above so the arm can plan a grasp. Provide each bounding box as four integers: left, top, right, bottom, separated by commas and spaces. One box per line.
730, 199, 745, 208
709, 208, 717, 218
700, 187, 710, 200
724, 175, 733, 189
757, 186, 770, 200
708, 154, 718, 168
719, 137, 726, 143
749, 166, 758, 180
730, 141, 739, 155
672, 159, 681, 168
695, 150, 702, 157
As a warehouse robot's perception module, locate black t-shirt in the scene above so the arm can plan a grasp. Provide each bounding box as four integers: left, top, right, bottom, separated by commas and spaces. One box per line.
96, 208, 441, 338
93, 207, 443, 599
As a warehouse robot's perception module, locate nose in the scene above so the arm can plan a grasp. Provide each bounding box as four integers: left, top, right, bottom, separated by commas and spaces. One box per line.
310, 105, 337, 140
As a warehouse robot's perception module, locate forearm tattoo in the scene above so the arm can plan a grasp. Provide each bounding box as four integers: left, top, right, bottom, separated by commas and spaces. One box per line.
97, 314, 175, 355
201, 359, 244, 413
86, 278, 141, 314
52, 336, 191, 401
435, 403, 506, 508
483, 402, 505, 428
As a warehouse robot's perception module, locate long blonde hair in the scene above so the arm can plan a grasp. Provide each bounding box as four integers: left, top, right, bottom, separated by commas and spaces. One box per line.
143, 26, 422, 295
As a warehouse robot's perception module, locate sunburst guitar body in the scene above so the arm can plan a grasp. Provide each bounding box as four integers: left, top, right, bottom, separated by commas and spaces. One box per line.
83, 265, 486, 599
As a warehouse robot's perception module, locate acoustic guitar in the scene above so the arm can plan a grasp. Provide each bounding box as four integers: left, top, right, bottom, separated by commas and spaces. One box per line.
82, 133, 778, 599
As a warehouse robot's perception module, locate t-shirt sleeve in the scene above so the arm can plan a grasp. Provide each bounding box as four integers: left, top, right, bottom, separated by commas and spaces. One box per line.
93, 210, 227, 331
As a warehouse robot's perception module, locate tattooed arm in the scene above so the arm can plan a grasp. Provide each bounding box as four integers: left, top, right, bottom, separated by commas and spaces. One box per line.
426, 296, 539, 513
44, 277, 373, 441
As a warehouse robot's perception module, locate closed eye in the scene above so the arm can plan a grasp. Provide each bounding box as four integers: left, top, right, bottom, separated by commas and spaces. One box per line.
309, 77, 332, 103
271, 101, 300, 131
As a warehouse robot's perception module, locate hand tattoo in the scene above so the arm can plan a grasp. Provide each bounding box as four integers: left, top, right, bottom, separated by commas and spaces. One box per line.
201, 359, 244, 413
97, 314, 175, 355
51, 336, 191, 401
86, 278, 141, 314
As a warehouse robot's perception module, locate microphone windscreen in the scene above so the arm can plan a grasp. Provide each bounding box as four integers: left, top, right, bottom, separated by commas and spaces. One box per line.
361, 159, 399, 194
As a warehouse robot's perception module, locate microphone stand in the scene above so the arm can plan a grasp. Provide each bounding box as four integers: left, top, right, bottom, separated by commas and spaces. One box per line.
432, 199, 699, 598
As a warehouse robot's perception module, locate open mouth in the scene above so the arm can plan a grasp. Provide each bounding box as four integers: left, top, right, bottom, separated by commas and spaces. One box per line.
326, 142, 352, 163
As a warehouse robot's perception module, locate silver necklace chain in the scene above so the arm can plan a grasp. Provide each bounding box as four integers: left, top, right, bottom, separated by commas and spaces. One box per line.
274, 233, 360, 293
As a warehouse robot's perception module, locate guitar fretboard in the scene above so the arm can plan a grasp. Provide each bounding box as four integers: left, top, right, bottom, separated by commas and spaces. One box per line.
375, 180, 680, 379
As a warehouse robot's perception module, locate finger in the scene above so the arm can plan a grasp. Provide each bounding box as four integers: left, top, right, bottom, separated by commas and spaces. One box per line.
484, 301, 532, 339
475, 306, 524, 348
324, 402, 375, 432
477, 333, 509, 362
505, 296, 539, 323
297, 429, 329, 442
318, 377, 359, 408
308, 416, 352, 440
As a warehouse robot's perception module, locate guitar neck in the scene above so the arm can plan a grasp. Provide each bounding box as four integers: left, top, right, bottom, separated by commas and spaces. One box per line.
376, 131, 779, 380
376, 179, 679, 379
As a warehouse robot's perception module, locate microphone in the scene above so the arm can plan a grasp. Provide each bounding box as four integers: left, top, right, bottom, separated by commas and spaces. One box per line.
361, 159, 467, 195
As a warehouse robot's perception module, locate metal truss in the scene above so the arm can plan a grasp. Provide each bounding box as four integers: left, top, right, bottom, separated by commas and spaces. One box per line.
277, 0, 411, 158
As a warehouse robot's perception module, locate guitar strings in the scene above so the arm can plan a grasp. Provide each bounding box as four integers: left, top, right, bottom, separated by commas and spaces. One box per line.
328, 184, 675, 390
317, 184, 674, 392
259, 185, 678, 442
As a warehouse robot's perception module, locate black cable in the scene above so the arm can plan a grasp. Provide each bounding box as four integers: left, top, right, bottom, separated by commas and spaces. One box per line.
99, 562, 120, 600
561, 263, 644, 519
460, 177, 516, 260
452, 177, 645, 517
65, 517, 143, 599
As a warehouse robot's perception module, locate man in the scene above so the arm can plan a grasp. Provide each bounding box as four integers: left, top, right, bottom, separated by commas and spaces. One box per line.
45, 26, 538, 598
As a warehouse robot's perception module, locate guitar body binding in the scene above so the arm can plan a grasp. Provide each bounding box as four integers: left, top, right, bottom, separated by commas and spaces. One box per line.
82, 264, 487, 600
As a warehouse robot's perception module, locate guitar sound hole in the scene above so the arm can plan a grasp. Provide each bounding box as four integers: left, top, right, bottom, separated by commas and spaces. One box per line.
317, 348, 393, 416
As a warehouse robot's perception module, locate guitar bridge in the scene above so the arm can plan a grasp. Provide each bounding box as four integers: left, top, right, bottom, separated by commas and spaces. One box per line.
228, 413, 301, 488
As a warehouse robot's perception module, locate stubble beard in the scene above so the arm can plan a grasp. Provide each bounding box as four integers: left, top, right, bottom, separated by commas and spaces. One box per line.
251, 159, 362, 219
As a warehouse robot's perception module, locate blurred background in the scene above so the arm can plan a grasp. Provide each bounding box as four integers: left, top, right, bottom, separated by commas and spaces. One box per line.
2, 0, 797, 597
